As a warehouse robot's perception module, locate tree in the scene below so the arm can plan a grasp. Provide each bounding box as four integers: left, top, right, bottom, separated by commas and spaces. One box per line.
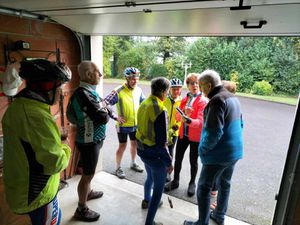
187, 37, 300, 94
118, 42, 157, 79
103, 36, 134, 77
156, 37, 187, 63
271, 37, 300, 95
104, 36, 300, 95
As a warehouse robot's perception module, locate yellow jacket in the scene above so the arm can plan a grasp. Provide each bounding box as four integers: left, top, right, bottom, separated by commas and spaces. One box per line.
136, 95, 167, 146
164, 95, 182, 138
3, 97, 70, 214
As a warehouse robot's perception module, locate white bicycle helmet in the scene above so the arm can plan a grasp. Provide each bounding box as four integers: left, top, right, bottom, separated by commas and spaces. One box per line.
123, 67, 140, 77
170, 78, 183, 87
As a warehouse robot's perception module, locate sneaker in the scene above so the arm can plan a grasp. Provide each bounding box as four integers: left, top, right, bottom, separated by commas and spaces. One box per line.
141, 199, 163, 209
183, 220, 196, 225
87, 190, 104, 201
130, 163, 144, 173
210, 211, 224, 225
164, 180, 179, 192
187, 183, 196, 197
73, 207, 100, 222
115, 167, 126, 179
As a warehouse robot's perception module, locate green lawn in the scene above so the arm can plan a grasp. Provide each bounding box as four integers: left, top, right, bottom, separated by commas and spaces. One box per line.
104, 78, 298, 106
236, 93, 298, 106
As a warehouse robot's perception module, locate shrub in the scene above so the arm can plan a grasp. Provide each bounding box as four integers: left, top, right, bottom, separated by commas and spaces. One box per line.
237, 73, 254, 93
147, 64, 168, 79
251, 80, 273, 95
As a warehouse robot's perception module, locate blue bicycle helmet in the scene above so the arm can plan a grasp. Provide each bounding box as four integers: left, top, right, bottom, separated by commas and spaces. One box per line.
123, 67, 140, 77
170, 78, 183, 87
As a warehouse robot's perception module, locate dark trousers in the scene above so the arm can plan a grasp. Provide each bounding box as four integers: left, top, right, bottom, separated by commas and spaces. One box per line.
195, 161, 238, 225
168, 136, 178, 158
173, 136, 199, 184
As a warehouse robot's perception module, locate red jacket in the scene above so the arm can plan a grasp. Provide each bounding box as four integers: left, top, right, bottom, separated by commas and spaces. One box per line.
176, 93, 208, 142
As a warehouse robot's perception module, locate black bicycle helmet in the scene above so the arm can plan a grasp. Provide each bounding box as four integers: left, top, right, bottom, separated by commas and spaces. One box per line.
170, 78, 183, 87
123, 67, 140, 77
19, 59, 71, 83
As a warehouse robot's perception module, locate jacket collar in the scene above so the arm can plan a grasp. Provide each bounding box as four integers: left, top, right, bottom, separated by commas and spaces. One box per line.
187, 92, 201, 98
207, 85, 223, 99
80, 81, 97, 91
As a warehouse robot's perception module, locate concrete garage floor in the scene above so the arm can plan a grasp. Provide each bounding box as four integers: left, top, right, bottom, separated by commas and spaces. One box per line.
58, 171, 250, 225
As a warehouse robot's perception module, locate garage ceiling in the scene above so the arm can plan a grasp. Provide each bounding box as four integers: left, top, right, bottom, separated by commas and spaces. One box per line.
0, 0, 299, 36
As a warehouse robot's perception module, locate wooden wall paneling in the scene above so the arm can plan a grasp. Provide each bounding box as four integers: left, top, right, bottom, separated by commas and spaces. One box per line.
0, 36, 8, 65
8, 35, 56, 52
0, 14, 30, 35
31, 20, 75, 41
0, 14, 82, 180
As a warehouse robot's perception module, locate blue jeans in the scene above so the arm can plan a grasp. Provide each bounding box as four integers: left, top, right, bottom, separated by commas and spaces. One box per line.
138, 148, 167, 225
192, 161, 238, 225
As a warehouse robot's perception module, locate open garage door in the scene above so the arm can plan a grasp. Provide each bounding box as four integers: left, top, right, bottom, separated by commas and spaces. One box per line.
0, 0, 299, 36
0, 1, 299, 224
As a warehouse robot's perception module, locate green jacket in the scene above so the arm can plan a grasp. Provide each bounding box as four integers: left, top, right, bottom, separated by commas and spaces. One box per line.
3, 97, 70, 214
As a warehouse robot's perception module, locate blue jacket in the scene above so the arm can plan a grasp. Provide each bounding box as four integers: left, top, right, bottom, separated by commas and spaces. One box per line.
199, 86, 243, 165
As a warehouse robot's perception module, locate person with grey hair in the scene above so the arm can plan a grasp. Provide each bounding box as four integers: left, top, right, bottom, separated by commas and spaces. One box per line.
67, 61, 114, 222
136, 77, 173, 225
184, 69, 243, 225
210, 79, 237, 209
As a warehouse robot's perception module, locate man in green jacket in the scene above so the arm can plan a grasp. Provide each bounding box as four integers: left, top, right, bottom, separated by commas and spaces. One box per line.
3, 59, 71, 225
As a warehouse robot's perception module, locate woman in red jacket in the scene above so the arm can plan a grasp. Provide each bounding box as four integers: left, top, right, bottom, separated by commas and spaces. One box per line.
164, 73, 208, 197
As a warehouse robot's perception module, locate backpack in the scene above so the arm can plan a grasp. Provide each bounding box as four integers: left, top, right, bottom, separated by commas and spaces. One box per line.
66, 91, 80, 125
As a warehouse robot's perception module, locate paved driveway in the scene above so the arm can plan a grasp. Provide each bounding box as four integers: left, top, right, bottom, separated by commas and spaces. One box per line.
101, 81, 296, 225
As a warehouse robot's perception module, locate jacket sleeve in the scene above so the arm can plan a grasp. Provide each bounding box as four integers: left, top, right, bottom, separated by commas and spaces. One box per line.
186, 97, 207, 128
77, 89, 109, 124
199, 98, 225, 154
106, 104, 118, 120
175, 98, 186, 121
30, 113, 71, 175
140, 91, 146, 103
104, 90, 119, 106
154, 111, 172, 167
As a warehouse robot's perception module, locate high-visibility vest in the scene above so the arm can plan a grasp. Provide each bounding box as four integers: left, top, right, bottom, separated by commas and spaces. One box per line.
136, 95, 167, 146
115, 83, 143, 127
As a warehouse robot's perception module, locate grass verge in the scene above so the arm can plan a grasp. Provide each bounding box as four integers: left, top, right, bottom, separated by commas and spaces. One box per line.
104, 78, 298, 106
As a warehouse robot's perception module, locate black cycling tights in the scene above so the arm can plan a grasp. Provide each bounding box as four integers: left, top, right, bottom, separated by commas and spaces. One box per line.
173, 136, 199, 184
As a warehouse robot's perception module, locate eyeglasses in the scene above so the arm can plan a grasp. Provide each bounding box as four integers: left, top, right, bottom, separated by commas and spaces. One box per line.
188, 82, 198, 85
